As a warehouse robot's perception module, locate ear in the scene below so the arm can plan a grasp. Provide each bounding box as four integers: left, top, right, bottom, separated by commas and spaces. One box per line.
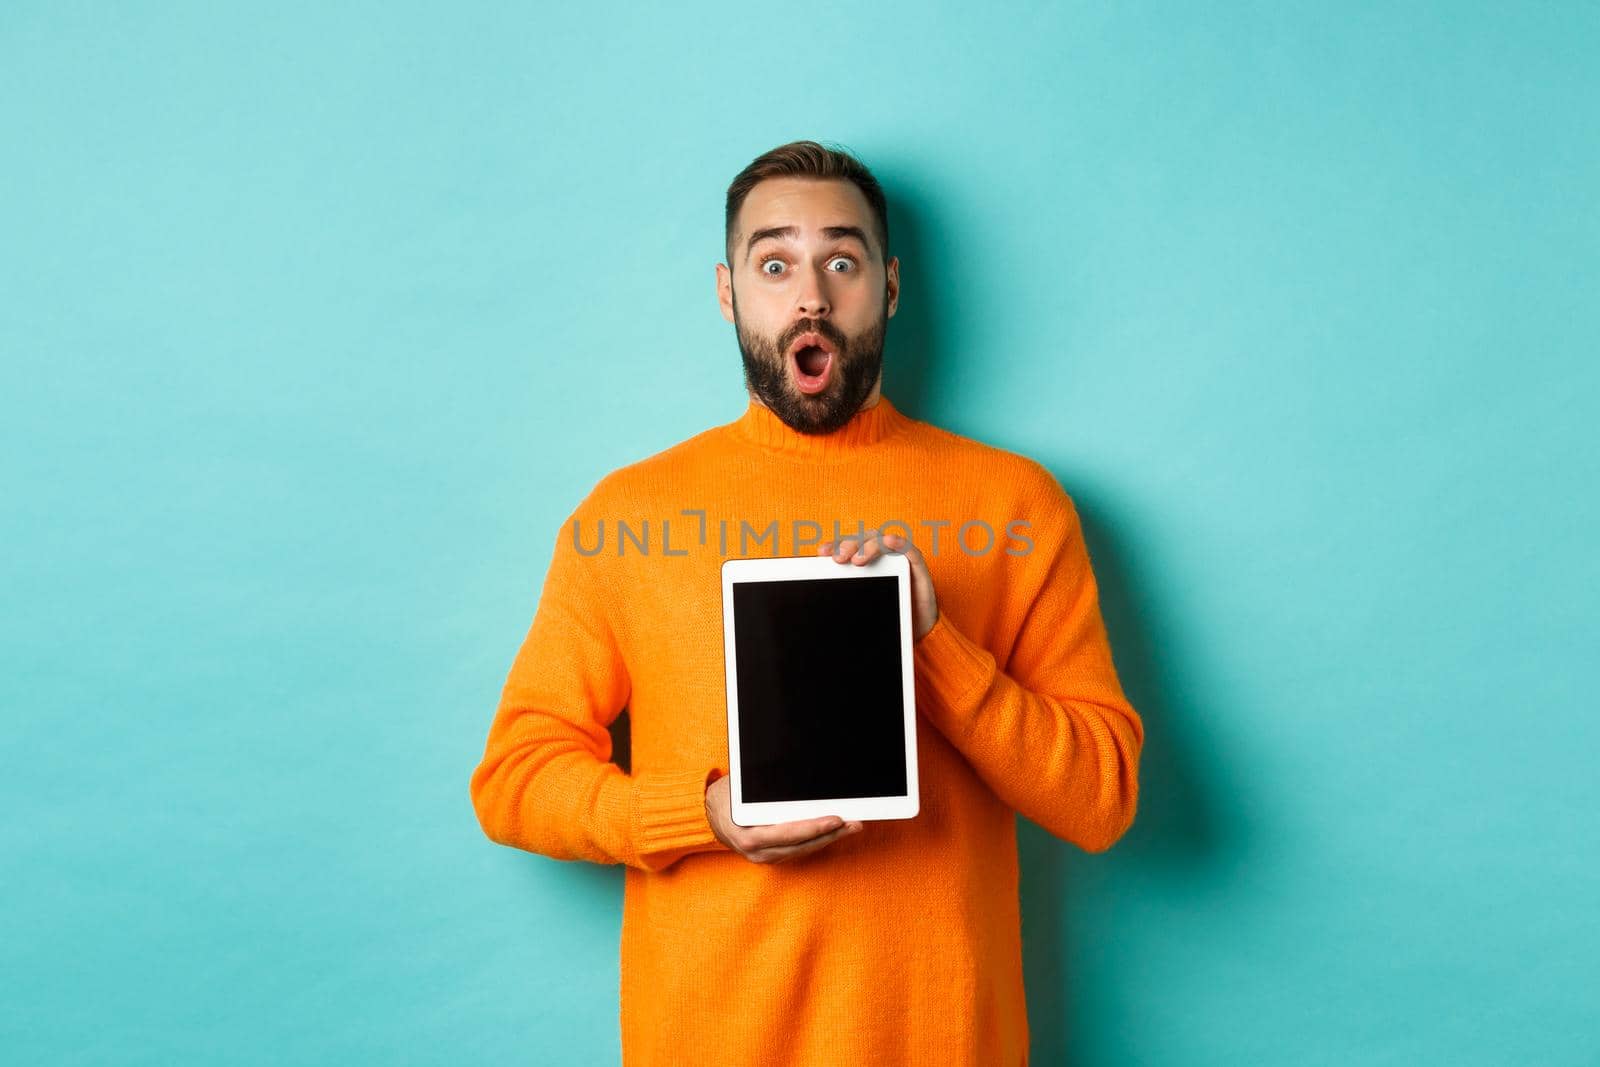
715, 262, 735, 323
885, 256, 900, 319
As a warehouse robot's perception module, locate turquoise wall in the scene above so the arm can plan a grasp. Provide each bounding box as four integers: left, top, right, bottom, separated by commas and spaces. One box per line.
5, 3, 1595, 1064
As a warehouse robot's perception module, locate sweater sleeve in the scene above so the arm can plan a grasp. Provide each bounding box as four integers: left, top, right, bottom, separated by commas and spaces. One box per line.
911, 482, 1143, 853
469, 506, 730, 872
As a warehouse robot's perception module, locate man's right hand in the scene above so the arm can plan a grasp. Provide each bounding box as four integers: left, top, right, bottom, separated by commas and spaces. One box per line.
704, 773, 862, 864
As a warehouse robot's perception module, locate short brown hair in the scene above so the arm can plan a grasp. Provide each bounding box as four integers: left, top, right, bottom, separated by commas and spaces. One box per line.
724, 140, 889, 266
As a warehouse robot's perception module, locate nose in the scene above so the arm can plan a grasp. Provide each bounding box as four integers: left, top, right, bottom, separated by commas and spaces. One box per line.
795, 264, 832, 318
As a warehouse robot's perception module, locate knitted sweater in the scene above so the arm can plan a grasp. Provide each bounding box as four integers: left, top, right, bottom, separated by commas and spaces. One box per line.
469, 394, 1143, 1066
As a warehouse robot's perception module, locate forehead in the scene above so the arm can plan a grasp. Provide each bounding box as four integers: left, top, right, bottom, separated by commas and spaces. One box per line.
736, 177, 875, 250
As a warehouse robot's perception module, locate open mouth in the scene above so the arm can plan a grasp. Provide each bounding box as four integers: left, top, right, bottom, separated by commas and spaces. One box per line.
787, 332, 837, 395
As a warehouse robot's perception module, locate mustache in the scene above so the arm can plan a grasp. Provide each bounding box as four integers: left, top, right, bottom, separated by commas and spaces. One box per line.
778, 318, 849, 353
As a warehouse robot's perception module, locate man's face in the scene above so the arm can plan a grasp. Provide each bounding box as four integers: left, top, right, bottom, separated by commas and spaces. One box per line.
716, 177, 900, 434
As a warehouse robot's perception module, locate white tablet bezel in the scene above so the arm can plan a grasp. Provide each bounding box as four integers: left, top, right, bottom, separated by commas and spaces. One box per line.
721, 552, 920, 827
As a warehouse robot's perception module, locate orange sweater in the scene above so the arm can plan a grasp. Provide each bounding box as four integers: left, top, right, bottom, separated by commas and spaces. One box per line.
470, 395, 1143, 1066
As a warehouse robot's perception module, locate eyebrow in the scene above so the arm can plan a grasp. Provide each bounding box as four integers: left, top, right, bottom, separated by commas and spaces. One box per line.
744, 225, 874, 262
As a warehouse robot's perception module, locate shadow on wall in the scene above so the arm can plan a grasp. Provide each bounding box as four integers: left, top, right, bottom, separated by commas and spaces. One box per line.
1014, 489, 1227, 1064
888, 179, 1232, 1063
879, 181, 946, 418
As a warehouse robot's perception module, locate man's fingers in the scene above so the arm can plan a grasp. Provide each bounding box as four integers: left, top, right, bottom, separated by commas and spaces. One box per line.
882, 531, 935, 582
751, 822, 862, 864
737, 815, 846, 852
833, 532, 885, 565
829, 530, 929, 568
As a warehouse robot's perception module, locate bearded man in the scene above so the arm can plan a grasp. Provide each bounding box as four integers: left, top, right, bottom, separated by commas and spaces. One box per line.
471, 139, 1144, 1067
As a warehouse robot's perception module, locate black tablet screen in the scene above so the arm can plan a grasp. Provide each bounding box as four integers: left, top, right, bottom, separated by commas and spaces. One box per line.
731, 574, 908, 803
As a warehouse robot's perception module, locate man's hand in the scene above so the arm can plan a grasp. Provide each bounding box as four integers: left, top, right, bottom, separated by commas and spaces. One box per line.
822, 530, 940, 642
704, 773, 862, 864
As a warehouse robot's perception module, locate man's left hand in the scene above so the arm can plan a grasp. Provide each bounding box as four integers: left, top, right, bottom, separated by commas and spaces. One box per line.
821, 529, 940, 643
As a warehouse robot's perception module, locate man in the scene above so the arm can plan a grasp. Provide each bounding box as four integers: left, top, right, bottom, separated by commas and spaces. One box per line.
470, 140, 1143, 1066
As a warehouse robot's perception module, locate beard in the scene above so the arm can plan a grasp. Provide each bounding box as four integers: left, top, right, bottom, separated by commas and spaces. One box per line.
733, 288, 888, 436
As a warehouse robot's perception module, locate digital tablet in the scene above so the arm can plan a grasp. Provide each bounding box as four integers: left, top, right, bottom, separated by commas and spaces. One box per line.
721, 552, 920, 827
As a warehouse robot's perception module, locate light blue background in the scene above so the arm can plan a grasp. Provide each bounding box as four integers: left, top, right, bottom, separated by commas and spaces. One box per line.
4, 3, 1596, 1064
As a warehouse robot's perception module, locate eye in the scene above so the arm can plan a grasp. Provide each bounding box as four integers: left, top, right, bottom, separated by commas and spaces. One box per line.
760, 258, 786, 276
827, 256, 856, 272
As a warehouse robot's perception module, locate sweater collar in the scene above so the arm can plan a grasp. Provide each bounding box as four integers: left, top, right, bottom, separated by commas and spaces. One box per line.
729, 394, 910, 460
